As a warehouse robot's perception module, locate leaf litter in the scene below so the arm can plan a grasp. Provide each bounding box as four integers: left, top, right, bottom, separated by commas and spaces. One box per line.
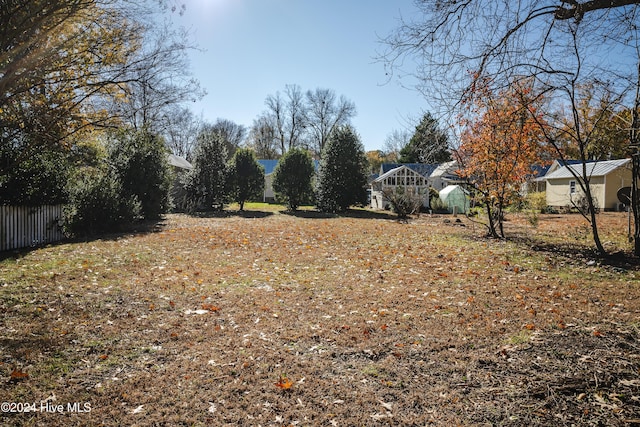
0, 211, 638, 425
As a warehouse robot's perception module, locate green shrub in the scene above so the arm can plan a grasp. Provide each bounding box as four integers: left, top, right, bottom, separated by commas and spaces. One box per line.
184, 128, 229, 212
524, 191, 547, 227
430, 196, 447, 213
272, 148, 315, 211
64, 167, 139, 236
0, 142, 70, 206
227, 148, 264, 211
381, 187, 425, 219
108, 129, 171, 220
526, 192, 547, 213
315, 126, 368, 213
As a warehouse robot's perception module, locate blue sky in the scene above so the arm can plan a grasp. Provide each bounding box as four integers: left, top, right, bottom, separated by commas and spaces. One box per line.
176, 0, 424, 151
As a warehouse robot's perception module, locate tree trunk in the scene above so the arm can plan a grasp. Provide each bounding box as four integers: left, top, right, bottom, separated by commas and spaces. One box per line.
497, 204, 505, 238
631, 60, 640, 256
583, 181, 606, 256
633, 154, 640, 255
484, 197, 500, 238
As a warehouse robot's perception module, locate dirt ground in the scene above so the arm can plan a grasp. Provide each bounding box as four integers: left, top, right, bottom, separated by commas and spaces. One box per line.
1, 210, 639, 426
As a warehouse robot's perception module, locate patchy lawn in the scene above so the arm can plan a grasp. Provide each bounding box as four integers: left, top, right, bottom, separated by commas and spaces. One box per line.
1, 210, 639, 426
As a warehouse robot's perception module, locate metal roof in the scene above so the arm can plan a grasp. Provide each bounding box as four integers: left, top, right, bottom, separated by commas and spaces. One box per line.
167, 154, 193, 170
430, 160, 459, 177
257, 159, 279, 175
380, 163, 439, 178
374, 165, 429, 183
258, 159, 320, 176
544, 158, 631, 180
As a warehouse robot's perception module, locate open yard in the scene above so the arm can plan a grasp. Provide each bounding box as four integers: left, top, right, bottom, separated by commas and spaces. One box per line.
1, 209, 639, 426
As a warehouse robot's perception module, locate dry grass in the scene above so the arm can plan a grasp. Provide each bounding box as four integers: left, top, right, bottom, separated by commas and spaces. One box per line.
1, 209, 639, 426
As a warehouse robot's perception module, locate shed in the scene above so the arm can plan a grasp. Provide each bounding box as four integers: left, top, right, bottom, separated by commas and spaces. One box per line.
544, 158, 631, 211
439, 185, 469, 214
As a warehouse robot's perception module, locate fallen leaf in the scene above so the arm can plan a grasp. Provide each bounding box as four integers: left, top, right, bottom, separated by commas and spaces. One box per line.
10, 368, 29, 381
275, 375, 293, 390
201, 303, 220, 312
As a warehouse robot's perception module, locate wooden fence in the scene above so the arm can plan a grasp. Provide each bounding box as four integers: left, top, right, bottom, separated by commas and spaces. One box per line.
1, 205, 65, 252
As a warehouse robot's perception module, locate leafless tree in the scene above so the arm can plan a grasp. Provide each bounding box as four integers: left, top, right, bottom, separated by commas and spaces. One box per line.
118, 32, 203, 131
383, 129, 411, 162
161, 107, 202, 160
305, 88, 356, 155
265, 84, 307, 155
209, 118, 246, 160
247, 115, 279, 160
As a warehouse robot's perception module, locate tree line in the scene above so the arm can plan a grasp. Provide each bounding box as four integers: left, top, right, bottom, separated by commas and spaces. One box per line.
182, 125, 369, 214
0, 0, 370, 236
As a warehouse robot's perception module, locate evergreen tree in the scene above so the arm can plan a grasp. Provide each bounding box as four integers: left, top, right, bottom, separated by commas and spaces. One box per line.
185, 128, 229, 211
228, 148, 265, 211
108, 128, 172, 220
272, 148, 314, 211
316, 126, 368, 213
399, 112, 451, 164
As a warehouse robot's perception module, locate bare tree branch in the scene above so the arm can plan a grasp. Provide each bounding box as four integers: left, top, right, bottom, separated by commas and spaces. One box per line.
555, 0, 640, 21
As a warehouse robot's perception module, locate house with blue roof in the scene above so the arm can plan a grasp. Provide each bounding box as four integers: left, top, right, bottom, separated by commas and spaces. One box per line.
258, 159, 319, 203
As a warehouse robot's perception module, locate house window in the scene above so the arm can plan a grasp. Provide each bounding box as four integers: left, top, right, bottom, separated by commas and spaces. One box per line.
569, 181, 576, 194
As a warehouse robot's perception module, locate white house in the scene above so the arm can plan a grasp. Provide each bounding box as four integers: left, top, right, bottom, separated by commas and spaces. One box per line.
429, 160, 462, 190
257, 160, 279, 202
544, 158, 632, 211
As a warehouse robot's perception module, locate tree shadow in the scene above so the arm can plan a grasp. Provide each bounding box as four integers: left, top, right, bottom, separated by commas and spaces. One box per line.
281, 208, 400, 220
191, 210, 275, 219
509, 233, 640, 271
0, 218, 168, 261
0, 335, 64, 364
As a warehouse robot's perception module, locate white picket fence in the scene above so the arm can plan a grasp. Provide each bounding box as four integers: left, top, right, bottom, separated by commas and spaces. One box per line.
1, 205, 65, 251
